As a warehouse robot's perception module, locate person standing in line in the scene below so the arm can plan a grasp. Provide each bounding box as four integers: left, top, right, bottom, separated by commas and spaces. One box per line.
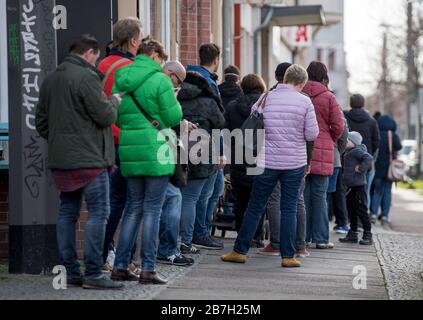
328, 116, 350, 235
178, 71, 226, 254
302, 61, 345, 250
221, 65, 319, 268
345, 94, 380, 211
156, 61, 195, 267
225, 74, 267, 247
187, 44, 227, 249
36, 35, 123, 290
111, 39, 183, 285
98, 17, 144, 275
219, 65, 243, 109
370, 115, 402, 226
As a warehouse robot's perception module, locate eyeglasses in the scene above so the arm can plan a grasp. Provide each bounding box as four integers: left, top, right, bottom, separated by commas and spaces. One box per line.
172, 72, 183, 86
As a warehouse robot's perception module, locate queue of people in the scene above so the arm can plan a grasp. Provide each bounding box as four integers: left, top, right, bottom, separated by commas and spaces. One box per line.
35, 17, 403, 290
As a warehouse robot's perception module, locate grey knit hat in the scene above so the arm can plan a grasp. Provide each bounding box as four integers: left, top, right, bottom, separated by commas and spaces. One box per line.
348, 131, 363, 146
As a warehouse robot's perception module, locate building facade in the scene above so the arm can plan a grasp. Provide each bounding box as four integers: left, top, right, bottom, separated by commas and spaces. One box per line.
299, 0, 348, 109
0, 0, 223, 264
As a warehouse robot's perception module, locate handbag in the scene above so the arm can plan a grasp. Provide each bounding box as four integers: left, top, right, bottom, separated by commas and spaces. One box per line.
387, 130, 406, 182
240, 91, 269, 156
129, 93, 188, 188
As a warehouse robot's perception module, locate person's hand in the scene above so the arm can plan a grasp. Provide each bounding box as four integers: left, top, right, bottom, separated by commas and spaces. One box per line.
355, 165, 361, 173
305, 165, 311, 176
187, 121, 198, 132
218, 156, 226, 171
113, 93, 122, 105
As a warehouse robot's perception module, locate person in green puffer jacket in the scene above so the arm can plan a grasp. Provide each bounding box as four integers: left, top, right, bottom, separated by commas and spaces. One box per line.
114, 42, 183, 178
111, 38, 183, 285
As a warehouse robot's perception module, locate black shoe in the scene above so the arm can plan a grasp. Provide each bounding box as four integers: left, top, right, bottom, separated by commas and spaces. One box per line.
360, 232, 373, 246
192, 236, 224, 250
157, 254, 195, 267
111, 268, 139, 282
339, 230, 359, 244
250, 239, 265, 248
180, 243, 201, 255
67, 276, 84, 288
82, 275, 124, 290
139, 271, 168, 285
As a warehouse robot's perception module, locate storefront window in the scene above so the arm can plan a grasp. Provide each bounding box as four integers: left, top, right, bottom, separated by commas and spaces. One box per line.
140, 0, 178, 60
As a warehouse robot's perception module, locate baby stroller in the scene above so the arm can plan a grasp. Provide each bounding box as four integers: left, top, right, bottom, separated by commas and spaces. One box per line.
211, 175, 237, 238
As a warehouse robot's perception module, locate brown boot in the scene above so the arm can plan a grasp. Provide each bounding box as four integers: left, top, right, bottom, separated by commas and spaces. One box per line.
221, 251, 247, 264
281, 258, 302, 268
139, 271, 168, 285
111, 269, 139, 282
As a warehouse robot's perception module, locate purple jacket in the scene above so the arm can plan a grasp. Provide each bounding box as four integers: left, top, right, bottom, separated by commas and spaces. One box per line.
254, 84, 319, 171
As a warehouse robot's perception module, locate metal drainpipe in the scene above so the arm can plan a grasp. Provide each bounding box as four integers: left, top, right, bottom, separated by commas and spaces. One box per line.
253, 7, 274, 74
223, 0, 234, 69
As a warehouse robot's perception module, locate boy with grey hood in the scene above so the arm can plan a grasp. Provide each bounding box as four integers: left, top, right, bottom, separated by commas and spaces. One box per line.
340, 132, 374, 245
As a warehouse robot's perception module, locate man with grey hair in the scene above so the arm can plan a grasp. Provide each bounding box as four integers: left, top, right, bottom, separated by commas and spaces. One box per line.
156, 61, 195, 267
163, 61, 187, 91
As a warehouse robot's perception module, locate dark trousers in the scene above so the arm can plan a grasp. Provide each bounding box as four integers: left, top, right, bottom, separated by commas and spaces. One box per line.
329, 170, 349, 227
347, 186, 371, 233
232, 181, 264, 241
103, 146, 136, 264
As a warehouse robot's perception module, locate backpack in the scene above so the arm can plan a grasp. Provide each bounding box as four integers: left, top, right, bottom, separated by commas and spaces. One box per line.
240, 92, 269, 156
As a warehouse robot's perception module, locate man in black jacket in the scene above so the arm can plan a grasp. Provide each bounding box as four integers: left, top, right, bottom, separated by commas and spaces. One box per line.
178, 72, 226, 253
345, 94, 380, 209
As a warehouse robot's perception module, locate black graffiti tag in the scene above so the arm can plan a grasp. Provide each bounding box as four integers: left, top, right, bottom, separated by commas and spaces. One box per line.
23, 135, 44, 198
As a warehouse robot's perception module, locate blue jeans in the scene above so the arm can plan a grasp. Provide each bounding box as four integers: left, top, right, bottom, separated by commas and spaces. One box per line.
205, 170, 225, 234
180, 178, 209, 245
366, 168, 376, 209
158, 184, 183, 258
327, 168, 340, 193
114, 176, 169, 272
234, 167, 306, 259
193, 171, 219, 241
57, 171, 110, 279
371, 178, 393, 219
103, 145, 137, 264
305, 175, 330, 244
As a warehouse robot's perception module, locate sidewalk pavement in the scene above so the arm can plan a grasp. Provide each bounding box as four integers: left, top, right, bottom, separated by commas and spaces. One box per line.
155, 235, 388, 300
0, 188, 421, 300
155, 187, 423, 301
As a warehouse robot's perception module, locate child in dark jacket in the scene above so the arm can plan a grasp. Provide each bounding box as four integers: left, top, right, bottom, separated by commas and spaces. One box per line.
340, 132, 374, 245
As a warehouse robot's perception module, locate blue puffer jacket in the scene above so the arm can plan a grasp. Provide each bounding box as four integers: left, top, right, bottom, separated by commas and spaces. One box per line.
375, 115, 402, 179
342, 144, 373, 188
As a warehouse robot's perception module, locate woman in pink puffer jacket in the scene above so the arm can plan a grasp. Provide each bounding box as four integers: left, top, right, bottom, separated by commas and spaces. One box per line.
221, 64, 319, 268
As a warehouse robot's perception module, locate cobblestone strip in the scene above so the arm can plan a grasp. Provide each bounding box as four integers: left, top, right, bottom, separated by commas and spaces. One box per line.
375, 233, 423, 300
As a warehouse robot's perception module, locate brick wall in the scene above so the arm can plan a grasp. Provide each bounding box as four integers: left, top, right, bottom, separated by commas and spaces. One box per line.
0, 171, 8, 260
179, 0, 212, 67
